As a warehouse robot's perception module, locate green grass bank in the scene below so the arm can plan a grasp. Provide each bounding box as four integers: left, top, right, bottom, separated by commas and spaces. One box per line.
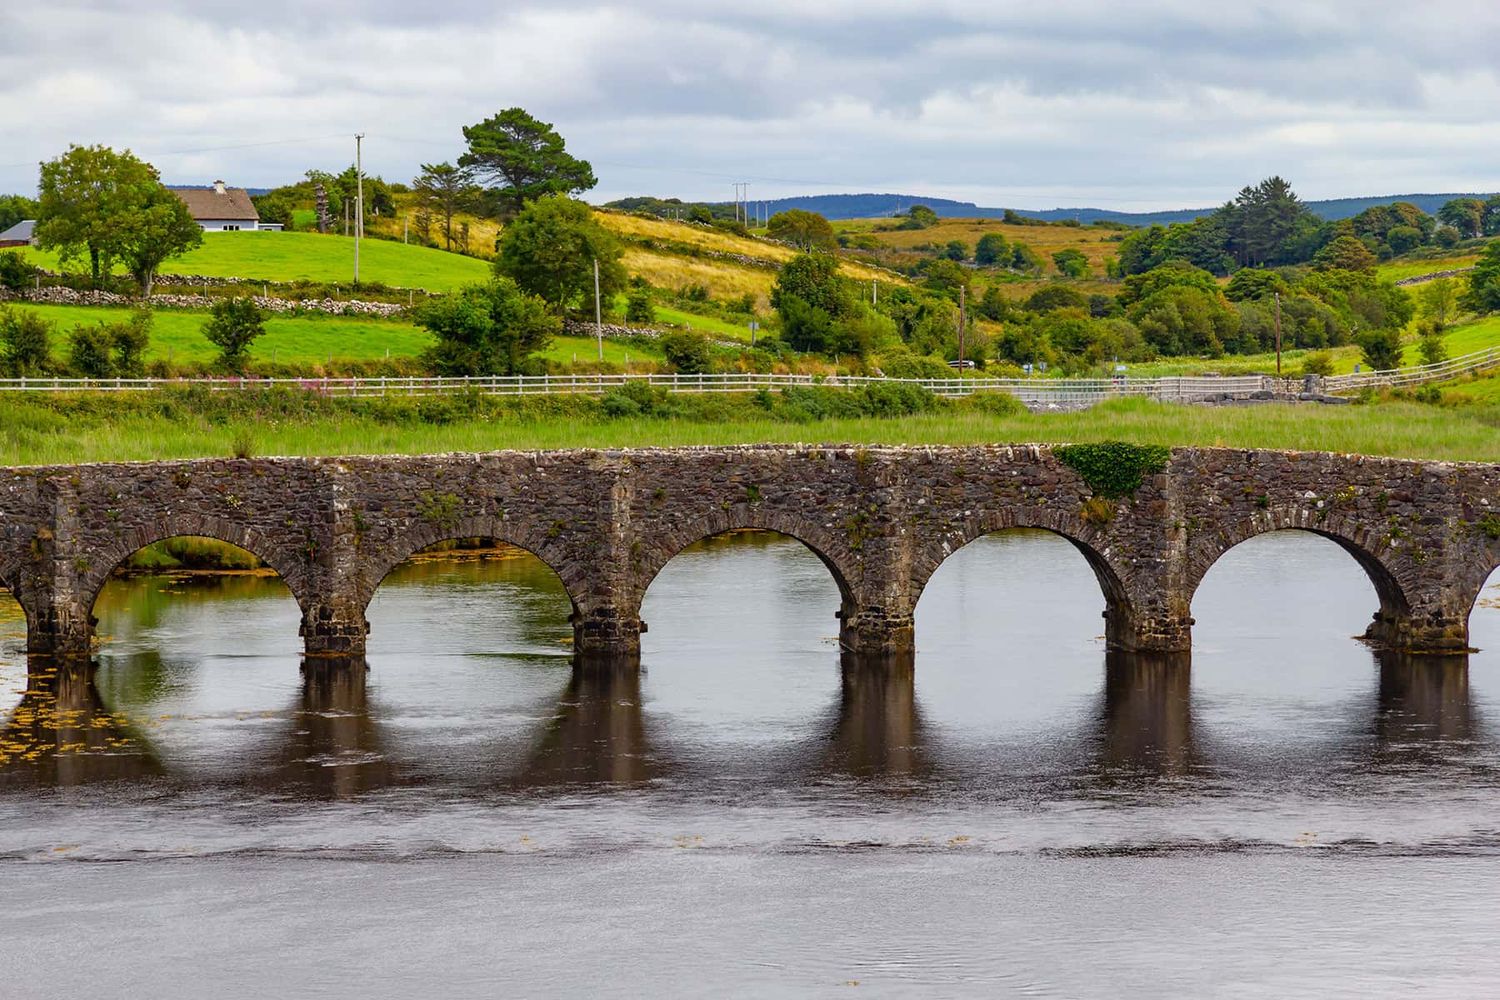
1, 381, 1497, 466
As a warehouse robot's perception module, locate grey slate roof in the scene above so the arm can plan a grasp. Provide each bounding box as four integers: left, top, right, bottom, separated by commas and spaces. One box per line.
0, 219, 35, 241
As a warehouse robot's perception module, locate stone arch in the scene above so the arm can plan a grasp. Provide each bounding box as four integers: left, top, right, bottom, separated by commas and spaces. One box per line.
0, 552, 33, 645
1458, 556, 1500, 634
355, 515, 585, 617
1183, 507, 1413, 628
909, 507, 1136, 620
77, 515, 314, 621
631, 508, 861, 616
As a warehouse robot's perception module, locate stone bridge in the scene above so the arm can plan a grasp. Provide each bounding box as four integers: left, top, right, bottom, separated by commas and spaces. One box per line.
0, 446, 1496, 665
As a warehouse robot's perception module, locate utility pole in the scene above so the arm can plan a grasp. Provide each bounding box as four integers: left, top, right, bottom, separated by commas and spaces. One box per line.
1273, 291, 1283, 377
354, 133, 365, 286
872, 278, 878, 305
958, 284, 967, 373
594, 258, 603, 362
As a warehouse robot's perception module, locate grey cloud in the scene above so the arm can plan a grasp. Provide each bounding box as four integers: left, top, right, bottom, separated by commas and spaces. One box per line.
1, 2, 1498, 207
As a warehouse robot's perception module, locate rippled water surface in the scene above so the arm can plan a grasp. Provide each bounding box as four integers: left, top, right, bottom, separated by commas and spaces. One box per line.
2, 530, 1498, 998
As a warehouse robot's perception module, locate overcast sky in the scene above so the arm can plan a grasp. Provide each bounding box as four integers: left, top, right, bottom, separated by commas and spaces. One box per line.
3, 1, 1498, 210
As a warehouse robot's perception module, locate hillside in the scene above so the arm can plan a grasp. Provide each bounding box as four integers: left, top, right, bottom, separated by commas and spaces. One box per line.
365, 196, 900, 306
622, 190, 1500, 225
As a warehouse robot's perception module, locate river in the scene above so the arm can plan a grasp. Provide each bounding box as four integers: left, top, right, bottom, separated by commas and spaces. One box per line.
1, 529, 1498, 997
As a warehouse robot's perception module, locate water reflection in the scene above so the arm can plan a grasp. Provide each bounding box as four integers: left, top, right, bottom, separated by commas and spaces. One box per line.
514, 663, 660, 788
1094, 651, 1196, 777
815, 654, 927, 778
256, 660, 395, 797
0, 658, 163, 787
1370, 651, 1480, 759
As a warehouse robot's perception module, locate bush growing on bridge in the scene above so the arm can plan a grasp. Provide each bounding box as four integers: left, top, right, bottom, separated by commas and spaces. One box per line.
1055, 441, 1171, 498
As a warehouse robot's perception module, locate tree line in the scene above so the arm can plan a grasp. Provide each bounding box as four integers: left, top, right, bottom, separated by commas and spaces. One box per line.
1117, 176, 1494, 276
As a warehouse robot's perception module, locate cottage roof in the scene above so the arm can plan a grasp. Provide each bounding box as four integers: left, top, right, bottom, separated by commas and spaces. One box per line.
170, 184, 260, 221
0, 219, 35, 241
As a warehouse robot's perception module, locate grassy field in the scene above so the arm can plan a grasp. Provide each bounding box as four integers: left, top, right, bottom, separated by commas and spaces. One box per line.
29, 231, 492, 292
541, 335, 662, 366
1117, 313, 1500, 377
1375, 253, 1481, 283
1, 391, 1497, 466
1445, 374, 1500, 403
836, 216, 1124, 276
21, 303, 435, 365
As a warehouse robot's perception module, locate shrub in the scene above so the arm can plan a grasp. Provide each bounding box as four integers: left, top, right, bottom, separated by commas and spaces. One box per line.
203, 297, 267, 372
600, 380, 670, 418
418, 279, 558, 377
1300, 351, 1335, 377
879, 352, 954, 380
0, 251, 36, 292
857, 381, 936, 417
958, 391, 1026, 416
0, 306, 53, 376
625, 288, 655, 325
660, 330, 712, 374
1418, 330, 1448, 367
68, 323, 115, 378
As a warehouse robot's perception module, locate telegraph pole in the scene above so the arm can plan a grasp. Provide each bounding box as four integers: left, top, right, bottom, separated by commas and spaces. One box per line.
1273, 291, 1283, 377
594, 258, 603, 362
354, 133, 365, 285
958, 284, 967, 373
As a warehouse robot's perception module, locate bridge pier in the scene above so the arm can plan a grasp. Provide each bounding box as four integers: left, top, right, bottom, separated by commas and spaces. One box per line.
301, 604, 369, 659
24, 602, 92, 659
1364, 609, 1474, 654
1103, 606, 1194, 654
838, 608, 915, 659
572, 606, 643, 667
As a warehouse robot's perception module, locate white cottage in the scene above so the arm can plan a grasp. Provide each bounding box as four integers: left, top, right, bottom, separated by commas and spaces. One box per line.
171, 180, 280, 231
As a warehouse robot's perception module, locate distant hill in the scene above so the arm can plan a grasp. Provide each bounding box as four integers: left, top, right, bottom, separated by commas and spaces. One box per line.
611, 191, 1500, 227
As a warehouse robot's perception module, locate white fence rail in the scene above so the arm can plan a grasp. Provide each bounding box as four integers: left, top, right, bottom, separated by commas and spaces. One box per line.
0, 346, 1493, 404
1322, 345, 1500, 392
0, 370, 1279, 405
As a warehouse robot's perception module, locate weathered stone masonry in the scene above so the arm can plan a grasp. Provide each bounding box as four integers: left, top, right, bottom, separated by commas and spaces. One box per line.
0, 446, 1496, 663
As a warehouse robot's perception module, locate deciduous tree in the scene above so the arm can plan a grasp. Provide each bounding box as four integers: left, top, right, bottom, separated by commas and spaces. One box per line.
1459, 240, 1500, 314
974, 233, 1009, 266
766, 209, 836, 250
419, 278, 558, 375
494, 195, 625, 316
36, 144, 202, 291
1418, 277, 1458, 329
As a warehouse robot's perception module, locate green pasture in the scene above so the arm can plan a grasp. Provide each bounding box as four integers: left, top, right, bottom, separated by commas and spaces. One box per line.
1375, 254, 1480, 283
28, 231, 491, 292
18, 303, 434, 364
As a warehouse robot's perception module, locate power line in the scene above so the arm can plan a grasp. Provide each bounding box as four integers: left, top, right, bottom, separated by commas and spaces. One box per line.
0, 133, 351, 172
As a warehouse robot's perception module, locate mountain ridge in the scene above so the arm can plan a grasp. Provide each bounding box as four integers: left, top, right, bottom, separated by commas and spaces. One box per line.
612, 191, 1500, 226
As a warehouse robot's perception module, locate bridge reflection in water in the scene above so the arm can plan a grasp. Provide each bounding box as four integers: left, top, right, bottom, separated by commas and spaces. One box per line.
0, 649, 1484, 797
